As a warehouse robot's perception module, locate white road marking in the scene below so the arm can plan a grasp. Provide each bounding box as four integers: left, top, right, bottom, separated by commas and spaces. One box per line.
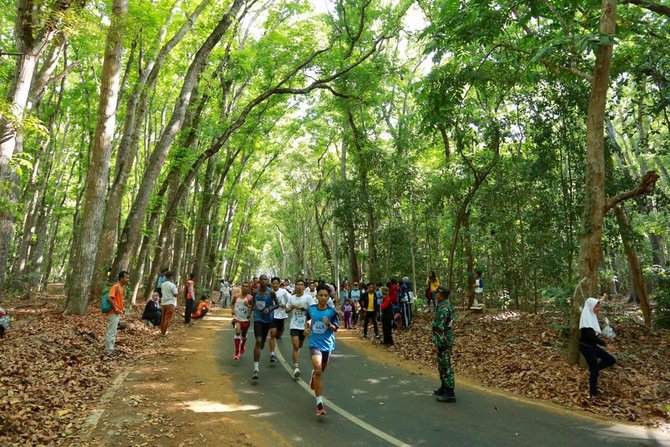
82, 367, 132, 436
274, 348, 412, 447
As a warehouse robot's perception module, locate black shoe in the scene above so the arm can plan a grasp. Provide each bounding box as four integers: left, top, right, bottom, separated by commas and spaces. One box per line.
436, 388, 456, 402
433, 387, 445, 396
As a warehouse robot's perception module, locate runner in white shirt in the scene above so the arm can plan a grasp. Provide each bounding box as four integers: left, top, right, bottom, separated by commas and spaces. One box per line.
231, 281, 253, 360
286, 279, 312, 378
269, 276, 290, 363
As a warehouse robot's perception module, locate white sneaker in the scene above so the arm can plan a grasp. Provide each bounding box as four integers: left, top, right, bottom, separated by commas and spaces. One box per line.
293, 368, 301, 379
252, 369, 259, 380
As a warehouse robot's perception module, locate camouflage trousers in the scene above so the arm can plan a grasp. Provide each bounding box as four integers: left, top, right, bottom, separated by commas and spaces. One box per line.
437, 347, 454, 389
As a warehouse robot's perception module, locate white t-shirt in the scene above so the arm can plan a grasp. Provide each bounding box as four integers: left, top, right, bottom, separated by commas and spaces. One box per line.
233, 295, 252, 322
273, 288, 290, 319
287, 294, 312, 330
161, 280, 178, 306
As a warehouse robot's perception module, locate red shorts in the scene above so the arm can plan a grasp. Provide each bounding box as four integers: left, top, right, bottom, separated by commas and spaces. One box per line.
232, 320, 250, 331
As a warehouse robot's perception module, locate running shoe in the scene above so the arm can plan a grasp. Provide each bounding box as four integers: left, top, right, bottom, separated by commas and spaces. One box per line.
293, 368, 301, 379
233, 354, 239, 360
316, 402, 326, 416
270, 353, 277, 363
252, 369, 259, 380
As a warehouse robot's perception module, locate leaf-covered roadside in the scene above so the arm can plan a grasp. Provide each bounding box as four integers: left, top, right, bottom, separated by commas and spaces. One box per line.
0, 293, 185, 446
390, 304, 670, 431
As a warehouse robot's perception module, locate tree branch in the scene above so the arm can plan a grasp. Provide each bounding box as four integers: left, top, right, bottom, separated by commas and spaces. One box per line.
621, 0, 670, 17
604, 170, 660, 213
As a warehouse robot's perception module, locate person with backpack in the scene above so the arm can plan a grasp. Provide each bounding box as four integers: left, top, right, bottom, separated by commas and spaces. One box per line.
184, 272, 196, 324
104, 270, 129, 355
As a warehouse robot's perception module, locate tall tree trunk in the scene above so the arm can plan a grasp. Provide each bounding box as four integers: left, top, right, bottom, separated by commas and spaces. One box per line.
94, 0, 210, 293
614, 205, 651, 326
464, 210, 475, 307
567, 0, 617, 364
111, 0, 244, 277
65, 0, 129, 314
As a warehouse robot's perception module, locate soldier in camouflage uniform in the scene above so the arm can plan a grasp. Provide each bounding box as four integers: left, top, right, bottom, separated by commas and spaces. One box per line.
432, 284, 456, 402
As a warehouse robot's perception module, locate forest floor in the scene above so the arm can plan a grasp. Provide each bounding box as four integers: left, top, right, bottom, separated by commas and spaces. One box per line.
0, 291, 668, 445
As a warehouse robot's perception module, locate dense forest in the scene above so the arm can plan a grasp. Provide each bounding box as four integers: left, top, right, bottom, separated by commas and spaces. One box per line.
1, 0, 669, 357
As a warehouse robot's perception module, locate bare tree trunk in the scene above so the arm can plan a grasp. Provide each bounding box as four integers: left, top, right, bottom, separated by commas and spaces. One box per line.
464, 210, 475, 307
111, 0, 244, 277
613, 205, 651, 326
65, 0, 129, 314
94, 0, 210, 292
567, 0, 617, 364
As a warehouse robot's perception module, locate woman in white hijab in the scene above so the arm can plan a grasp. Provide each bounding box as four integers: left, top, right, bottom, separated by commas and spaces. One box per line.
579, 297, 616, 396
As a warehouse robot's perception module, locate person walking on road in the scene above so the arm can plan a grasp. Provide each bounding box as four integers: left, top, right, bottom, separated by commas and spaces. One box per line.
232, 282, 253, 360
306, 284, 339, 416
104, 270, 129, 355
286, 279, 312, 378
579, 297, 616, 397
252, 274, 279, 380
432, 284, 456, 402
160, 271, 178, 336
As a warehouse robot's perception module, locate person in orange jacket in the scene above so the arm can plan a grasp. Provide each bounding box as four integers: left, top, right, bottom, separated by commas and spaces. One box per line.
191, 295, 210, 319
105, 270, 129, 355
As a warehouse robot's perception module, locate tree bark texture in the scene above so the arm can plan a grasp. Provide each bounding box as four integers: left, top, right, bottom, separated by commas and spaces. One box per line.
567, 0, 617, 364
111, 0, 244, 278
613, 205, 652, 326
65, 0, 128, 314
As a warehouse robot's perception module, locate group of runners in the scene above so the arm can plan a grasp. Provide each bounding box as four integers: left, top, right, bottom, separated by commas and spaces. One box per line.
229, 274, 337, 416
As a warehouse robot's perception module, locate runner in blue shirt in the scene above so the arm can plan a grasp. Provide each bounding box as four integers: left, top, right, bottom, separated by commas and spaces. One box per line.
252, 274, 279, 380
305, 284, 339, 416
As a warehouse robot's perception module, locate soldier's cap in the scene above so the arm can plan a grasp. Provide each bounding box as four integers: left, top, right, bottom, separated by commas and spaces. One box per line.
436, 285, 451, 296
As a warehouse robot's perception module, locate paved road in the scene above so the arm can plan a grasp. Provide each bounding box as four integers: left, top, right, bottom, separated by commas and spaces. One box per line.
215, 320, 669, 446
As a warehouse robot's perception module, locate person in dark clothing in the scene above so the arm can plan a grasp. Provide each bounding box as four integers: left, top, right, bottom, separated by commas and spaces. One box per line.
360, 283, 379, 339
380, 286, 394, 346
142, 293, 162, 326
579, 297, 616, 397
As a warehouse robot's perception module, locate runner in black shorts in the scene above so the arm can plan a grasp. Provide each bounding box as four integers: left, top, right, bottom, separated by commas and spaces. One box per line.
286, 279, 311, 378
251, 274, 278, 380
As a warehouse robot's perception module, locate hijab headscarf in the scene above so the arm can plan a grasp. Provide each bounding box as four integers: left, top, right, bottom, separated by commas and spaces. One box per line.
579, 297, 601, 333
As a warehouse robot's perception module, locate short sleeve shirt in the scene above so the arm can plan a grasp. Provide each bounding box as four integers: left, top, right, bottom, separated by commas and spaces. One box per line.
287, 294, 312, 330
307, 304, 338, 352
273, 288, 290, 319
161, 280, 178, 306
253, 289, 274, 323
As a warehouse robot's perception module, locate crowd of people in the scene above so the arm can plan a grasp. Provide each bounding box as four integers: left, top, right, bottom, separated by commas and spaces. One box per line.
99, 268, 617, 412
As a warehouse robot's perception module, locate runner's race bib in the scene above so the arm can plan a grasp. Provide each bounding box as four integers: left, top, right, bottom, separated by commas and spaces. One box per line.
255, 301, 266, 311
312, 321, 327, 334
293, 311, 306, 328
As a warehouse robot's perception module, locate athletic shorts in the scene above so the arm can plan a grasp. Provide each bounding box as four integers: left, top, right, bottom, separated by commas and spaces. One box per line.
254, 321, 271, 341
232, 320, 250, 331
290, 328, 305, 341
270, 318, 285, 331
309, 349, 331, 369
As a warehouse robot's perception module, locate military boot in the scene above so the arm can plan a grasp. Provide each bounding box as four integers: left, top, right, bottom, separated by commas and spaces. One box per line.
436, 388, 456, 402
433, 386, 445, 396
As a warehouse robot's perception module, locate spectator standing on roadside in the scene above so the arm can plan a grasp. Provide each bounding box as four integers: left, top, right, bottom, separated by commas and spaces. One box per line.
184, 273, 196, 324
160, 271, 178, 336
104, 271, 129, 355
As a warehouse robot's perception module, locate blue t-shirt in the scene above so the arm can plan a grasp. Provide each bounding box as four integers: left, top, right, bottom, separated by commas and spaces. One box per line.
307, 304, 338, 352
253, 288, 274, 323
